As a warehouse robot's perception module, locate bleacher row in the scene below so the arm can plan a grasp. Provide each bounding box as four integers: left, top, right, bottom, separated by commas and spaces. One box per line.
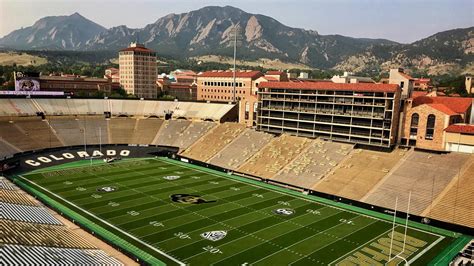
0, 115, 473, 229
0, 98, 235, 121
0, 177, 123, 265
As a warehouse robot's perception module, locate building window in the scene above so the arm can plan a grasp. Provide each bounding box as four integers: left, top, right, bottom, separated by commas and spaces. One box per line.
425, 114, 436, 140
410, 113, 419, 137
245, 102, 250, 120
400, 81, 404, 89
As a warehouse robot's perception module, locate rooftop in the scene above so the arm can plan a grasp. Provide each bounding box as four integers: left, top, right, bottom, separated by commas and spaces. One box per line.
445, 124, 474, 135
412, 95, 472, 114
120, 43, 155, 53
258, 81, 399, 93
198, 70, 263, 79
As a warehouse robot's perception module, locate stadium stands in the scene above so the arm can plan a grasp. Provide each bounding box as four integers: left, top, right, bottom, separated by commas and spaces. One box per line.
153, 120, 192, 146
181, 123, 247, 162
108, 118, 137, 144
1, 245, 123, 265
238, 134, 310, 179
1, 220, 96, 249
0, 98, 235, 121
171, 121, 216, 150
312, 148, 408, 200
208, 129, 274, 170
48, 117, 83, 146
0, 177, 126, 265
425, 159, 474, 229
0, 118, 60, 152
1, 202, 62, 225
0, 139, 19, 159
363, 151, 470, 214
130, 118, 164, 145
273, 139, 353, 188
0, 189, 38, 206
76, 117, 109, 145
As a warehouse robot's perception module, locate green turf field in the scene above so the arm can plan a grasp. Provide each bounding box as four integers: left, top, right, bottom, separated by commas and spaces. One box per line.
17, 157, 462, 265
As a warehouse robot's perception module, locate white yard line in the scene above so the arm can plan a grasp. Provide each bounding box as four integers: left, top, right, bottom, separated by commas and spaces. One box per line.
17, 175, 186, 266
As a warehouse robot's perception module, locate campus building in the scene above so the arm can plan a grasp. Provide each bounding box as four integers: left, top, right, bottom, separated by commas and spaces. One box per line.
256, 81, 401, 147
196, 70, 263, 126
39, 75, 117, 96
119, 43, 157, 99
399, 94, 473, 151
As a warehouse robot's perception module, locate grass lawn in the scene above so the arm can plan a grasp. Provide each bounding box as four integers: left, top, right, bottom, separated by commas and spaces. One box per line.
17, 157, 461, 265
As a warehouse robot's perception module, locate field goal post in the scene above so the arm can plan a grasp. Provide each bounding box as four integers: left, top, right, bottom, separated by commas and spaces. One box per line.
387, 191, 412, 265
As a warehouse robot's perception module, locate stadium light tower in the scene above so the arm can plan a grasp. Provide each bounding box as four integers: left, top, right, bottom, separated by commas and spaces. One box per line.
230, 24, 242, 103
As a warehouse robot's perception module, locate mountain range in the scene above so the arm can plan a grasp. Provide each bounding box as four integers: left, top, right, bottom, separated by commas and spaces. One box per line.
0, 6, 472, 74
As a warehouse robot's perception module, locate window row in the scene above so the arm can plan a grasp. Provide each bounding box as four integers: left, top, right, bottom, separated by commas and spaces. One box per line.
203, 81, 245, 87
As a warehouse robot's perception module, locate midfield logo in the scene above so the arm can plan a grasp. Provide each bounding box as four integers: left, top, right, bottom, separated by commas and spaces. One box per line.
200, 230, 227, 241
163, 175, 181, 180
273, 208, 295, 216
170, 194, 217, 204
97, 186, 117, 193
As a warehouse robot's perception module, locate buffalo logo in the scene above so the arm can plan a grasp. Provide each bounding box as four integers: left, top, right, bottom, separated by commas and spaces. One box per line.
170, 194, 216, 204
200, 230, 227, 241
273, 208, 295, 216
97, 186, 117, 193
163, 175, 181, 180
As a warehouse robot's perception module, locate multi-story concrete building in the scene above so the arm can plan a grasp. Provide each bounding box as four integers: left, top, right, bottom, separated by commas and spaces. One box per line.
331, 72, 375, 84
388, 68, 414, 98
119, 43, 157, 99
256, 81, 401, 148
104, 68, 120, 83
399, 94, 472, 151
196, 70, 263, 126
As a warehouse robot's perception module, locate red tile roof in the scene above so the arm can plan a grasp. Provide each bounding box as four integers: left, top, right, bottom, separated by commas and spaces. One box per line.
198, 71, 263, 79
258, 81, 399, 93
412, 96, 472, 114
399, 72, 414, 80
120, 46, 155, 53
411, 91, 428, 98
265, 71, 285, 75
445, 124, 474, 135
427, 104, 458, 115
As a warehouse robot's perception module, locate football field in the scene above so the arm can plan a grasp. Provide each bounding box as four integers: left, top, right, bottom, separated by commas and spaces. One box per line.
17, 157, 458, 265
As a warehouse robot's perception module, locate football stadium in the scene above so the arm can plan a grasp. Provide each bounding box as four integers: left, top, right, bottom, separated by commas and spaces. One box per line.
1, 98, 473, 265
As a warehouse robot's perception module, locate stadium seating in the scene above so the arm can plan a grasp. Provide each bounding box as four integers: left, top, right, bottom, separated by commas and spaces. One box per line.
153, 120, 192, 146
1, 220, 96, 249
108, 118, 137, 144
48, 117, 84, 146
76, 117, 109, 145
0, 189, 38, 206
1, 202, 62, 225
171, 121, 216, 150
426, 159, 474, 229
130, 118, 164, 145
273, 139, 353, 188
363, 151, 470, 215
208, 129, 274, 170
180, 123, 247, 162
238, 134, 310, 179
312, 148, 408, 200
0, 118, 59, 152
0, 176, 16, 190
0, 99, 38, 116
1, 245, 123, 265
0, 139, 20, 159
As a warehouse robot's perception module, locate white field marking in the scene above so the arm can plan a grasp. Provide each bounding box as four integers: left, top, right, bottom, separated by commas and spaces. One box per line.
262, 215, 377, 266
89, 179, 241, 216
327, 226, 397, 266
208, 211, 365, 266
161, 198, 310, 251
407, 235, 445, 264
25, 157, 151, 175
184, 205, 342, 263
123, 187, 268, 235
138, 192, 284, 240
157, 158, 444, 239
17, 175, 185, 266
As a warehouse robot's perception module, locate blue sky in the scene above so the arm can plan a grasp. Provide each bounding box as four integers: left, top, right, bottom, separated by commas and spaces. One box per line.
0, 0, 473, 43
